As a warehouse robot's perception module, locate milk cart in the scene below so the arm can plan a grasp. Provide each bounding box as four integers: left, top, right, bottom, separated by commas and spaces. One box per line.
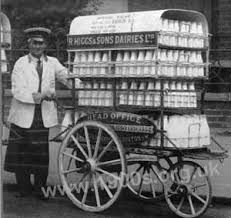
52, 9, 228, 218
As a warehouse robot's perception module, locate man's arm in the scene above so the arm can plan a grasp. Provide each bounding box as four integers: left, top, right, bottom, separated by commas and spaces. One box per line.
54, 58, 81, 89
11, 61, 36, 104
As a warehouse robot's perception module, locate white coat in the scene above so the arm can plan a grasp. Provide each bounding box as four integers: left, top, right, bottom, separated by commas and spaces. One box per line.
8, 54, 71, 128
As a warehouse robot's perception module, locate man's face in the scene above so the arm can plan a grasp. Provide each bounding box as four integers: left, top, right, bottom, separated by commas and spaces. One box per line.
28, 39, 47, 58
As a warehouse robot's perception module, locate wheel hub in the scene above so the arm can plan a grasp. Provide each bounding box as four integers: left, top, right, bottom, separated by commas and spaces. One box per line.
86, 158, 97, 172
178, 184, 188, 196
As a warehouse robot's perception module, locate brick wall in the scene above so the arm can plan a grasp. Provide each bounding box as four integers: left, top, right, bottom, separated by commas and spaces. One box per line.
128, 0, 231, 62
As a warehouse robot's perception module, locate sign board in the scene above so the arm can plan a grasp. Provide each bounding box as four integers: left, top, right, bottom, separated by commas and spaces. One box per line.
78, 112, 157, 145
67, 31, 158, 49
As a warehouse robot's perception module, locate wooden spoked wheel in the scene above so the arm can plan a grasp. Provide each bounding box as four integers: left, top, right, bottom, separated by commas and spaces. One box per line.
58, 121, 126, 212
164, 161, 212, 218
126, 160, 165, 202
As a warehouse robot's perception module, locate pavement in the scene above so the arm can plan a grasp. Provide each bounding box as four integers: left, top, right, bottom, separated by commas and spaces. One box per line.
2, 184, 231, 218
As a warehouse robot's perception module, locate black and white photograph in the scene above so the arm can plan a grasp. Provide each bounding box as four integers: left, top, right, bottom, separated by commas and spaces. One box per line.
1, 0, 231, 217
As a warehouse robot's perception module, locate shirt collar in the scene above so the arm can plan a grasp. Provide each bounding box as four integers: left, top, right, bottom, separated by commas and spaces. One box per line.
28, 53, 48, 63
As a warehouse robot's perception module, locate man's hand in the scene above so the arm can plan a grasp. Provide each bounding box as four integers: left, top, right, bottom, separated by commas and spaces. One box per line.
42, 90, 56, 101
32, 93, 43, 104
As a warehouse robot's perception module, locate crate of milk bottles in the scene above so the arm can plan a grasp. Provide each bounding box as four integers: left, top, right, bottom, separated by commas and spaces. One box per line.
67, 9, 209, 111
143, 114, 210, 148
117, 80, 197, 108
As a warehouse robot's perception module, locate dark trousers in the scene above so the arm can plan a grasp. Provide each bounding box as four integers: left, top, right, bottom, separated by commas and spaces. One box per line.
4, 106, 49, 194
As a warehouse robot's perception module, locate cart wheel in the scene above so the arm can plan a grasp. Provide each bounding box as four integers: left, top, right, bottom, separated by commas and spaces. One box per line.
58, 120, 126, 212
127, 160, 165, 202
164, 161, 212, 218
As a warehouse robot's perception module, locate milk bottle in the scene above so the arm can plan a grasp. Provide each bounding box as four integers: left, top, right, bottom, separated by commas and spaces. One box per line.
174, 20, 180, 32
116, 51, 123, 75
182, 82, 188, 107
119, 81, 128, 105
98, 81, 106, 106
123, 51, 130, 76
144, 50, 153, 76
91, 81, 99, 106
145, 81, 154, 106
200, 115, 210, 147
163, 81, 170, 107
93, 51, 101, 75
128, 81, 137, 105
130, 51, 137, 76
176, 81, 182, 107
154, 81, 161, 107
161, 18, 169, 31
137, 82, 145, 106
101, 52, 108, 76
106, 82, 113, 106
73, 52, 81, 75
80, 51, 88, 76
85, 82, 92, 105
169, 81, 176, 107
151, 50, 156, 76
137, 50, 145, 75
88, 51, 94, 75
78, 82, 85, 106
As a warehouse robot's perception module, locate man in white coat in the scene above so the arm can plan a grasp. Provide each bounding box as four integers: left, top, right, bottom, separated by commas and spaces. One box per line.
4, 27, 76, 199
